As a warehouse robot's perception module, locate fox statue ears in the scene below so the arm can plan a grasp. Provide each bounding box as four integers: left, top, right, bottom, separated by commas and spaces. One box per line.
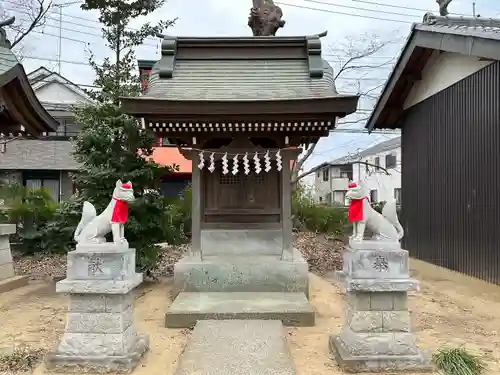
115, 180, 133, 190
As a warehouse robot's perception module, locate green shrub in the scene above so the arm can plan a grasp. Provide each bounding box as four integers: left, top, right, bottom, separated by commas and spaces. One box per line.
433, 347, 487, 375
292, 185, 348, 235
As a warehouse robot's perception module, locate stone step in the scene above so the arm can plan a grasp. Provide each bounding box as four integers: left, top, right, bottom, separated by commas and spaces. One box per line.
166, 292, 315, 328
174, 320, 295, 375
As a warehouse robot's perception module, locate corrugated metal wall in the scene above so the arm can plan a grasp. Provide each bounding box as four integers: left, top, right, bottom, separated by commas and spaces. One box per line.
401, 61, 500, 284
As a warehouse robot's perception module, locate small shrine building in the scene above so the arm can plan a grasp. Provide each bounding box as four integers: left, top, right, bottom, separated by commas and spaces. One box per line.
122, 32, 359, 259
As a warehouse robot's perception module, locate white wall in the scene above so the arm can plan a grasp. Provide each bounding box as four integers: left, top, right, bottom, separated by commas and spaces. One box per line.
313, 166, 352, 204
404, 51, 493, 110
35, 82, 90, 105
353, 147, 401, 203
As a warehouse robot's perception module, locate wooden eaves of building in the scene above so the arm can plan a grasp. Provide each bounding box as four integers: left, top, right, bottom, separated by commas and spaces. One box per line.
0, 17, 58, 137
366, 12, 500, 284
122, 33, 359, 257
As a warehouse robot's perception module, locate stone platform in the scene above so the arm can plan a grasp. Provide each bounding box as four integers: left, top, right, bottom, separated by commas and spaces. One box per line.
166, 292, 314, 328
173, 249, 309, 298
174, 320, 295, 375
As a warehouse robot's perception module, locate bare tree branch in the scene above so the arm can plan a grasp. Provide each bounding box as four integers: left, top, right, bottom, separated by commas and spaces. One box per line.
0, 0, 54, 49
290, 33, 401, 187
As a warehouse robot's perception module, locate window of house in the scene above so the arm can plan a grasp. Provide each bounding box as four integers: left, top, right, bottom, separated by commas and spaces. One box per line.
322, 167, 329, 181
370, 189, 378, 202
316, 171, 320, 178
374, 157, 380, 169
26, 178, 60, 202
365, 160, 369, 173
333, 190, 347, 205
385, 154, 397, 169
394, 188, 402, 205
319, 196, 323, 202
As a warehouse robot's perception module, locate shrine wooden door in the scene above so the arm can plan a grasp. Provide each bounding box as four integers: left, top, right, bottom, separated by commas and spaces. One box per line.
203, 161, 281, 227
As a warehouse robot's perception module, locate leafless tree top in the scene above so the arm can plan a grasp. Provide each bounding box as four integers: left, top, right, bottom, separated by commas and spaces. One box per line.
0, 0, 54, 49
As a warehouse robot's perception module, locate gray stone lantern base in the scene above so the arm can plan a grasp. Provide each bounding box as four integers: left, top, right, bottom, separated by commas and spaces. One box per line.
45, 244, 149, 373
0, 224, 28, 293
330, 240, 433, 373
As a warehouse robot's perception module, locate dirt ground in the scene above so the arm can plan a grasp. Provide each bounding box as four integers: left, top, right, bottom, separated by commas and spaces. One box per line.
0, 259, 499, 375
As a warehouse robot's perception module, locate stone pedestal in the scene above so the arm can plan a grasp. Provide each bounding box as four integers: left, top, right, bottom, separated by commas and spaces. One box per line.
45, 244, 149, 373
330, 240, 432, 373
0, 224, 28, 293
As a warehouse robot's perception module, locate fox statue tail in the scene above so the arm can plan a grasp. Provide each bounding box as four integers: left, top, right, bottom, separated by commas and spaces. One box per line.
382, 198, 404, 240
73, 201, 97, 242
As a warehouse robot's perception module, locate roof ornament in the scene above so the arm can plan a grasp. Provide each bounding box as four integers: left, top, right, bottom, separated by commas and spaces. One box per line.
436, 0, 452, 16
248, 0, 286, 36
0, 16, 15, 49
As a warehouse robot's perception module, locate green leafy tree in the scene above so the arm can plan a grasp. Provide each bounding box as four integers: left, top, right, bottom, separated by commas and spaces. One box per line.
70, 0, 181, 274
81, 0, 176, 104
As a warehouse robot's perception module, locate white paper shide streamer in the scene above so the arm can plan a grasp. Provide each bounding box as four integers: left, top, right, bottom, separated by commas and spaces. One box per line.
276, 150, 282, 171
243, 153, 250, 175
208, 152, 215, 173
221, 152, 229, 175
253, 152, 261, 174
197, 151, 205, 170
264, 150, 271, 172
232, 154, 239, 175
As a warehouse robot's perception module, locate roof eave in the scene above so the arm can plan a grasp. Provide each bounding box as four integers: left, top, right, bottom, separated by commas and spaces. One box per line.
0, 64, 59, 135
366, 26, 500, 132
121, 95, 360, 118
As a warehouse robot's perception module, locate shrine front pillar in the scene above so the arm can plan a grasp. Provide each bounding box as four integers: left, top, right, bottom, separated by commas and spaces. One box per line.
190, 155, 202, 258
280, 150, 294, 259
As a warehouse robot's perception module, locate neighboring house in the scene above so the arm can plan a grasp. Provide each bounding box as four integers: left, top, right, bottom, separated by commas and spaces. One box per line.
0, 67, 92, 202
312, 137, 401, 205
366, 13, 500, 284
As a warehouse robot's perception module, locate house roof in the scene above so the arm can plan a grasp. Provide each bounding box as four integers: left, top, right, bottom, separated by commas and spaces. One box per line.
0, 140, 80, 170
366, 13, 500, 131
0, 23, 59, 135
311, 136, 401, 171
150, 147, 191, 173
122, 34, 359, 141
27, 66, 94, 104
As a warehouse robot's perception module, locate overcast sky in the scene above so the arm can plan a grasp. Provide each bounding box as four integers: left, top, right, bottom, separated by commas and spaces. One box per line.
3, 0, 500, 174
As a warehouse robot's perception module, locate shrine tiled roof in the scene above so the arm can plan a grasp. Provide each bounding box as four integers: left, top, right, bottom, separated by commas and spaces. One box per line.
145, 57, 338, 101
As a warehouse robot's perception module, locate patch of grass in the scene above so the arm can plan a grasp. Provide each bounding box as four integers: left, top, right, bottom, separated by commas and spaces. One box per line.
0, 344, 45, 372
433, 346, 487, 375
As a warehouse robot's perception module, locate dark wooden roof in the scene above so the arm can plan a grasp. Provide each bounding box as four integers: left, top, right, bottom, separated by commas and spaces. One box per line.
122, 33, 359, 137
0, 24, 59, 136
366, 13, 500, 131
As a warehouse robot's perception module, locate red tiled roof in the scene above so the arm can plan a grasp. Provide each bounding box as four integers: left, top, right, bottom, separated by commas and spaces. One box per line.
150, 147, 192, 173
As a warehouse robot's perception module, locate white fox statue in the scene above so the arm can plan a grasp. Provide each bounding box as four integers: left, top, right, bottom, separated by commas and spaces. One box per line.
346, 180, 404, 242
74, 180, 135, 246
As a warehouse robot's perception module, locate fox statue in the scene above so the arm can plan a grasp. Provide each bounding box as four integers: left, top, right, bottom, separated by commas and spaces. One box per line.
74, 180, 135, 246
346, 180, 404, 242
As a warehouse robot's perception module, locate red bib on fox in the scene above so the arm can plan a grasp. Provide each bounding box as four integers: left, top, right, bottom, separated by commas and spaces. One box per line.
111, 183, 131, 224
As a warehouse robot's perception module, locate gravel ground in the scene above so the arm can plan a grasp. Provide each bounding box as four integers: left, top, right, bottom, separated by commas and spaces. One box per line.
13, 232, 344, 279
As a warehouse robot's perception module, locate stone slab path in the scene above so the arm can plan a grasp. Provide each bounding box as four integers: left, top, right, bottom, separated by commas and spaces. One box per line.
174, 320, 295, 375
166, 292, 314, 328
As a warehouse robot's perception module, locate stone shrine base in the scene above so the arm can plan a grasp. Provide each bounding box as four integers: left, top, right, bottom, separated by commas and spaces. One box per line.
45, 244, 149, 373
329, 334, 432, 373
45, 335, 149, 374
172, 248, 309, 298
